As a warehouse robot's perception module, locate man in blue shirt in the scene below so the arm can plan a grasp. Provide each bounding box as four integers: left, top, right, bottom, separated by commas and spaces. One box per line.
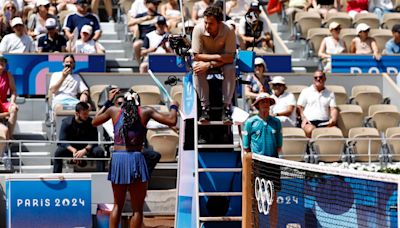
63, 0, 102, 42
242, 92, 282, 228
385, 24, 400, 54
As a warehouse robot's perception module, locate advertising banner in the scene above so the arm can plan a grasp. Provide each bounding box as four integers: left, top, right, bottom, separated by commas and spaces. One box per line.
6, 174, 91, 228
4, 54, 105, 96
331, 55, 400, 74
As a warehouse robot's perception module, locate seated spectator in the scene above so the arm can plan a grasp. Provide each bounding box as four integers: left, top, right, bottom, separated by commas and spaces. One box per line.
0, 56, 18, 139
63, 0, 102, 43
49, 54, 90, 112
244, 57, 271, 112
0, 1, 18, 39
53, 102, 105, 173
0, 17, 36, 53
346, 0, 368, 19
350, 23, 381, 60
191, 0, 212, 24
128, 0, 161, 62
297, 70, 338, 137
139, 16, 172, 73
369, 0, 393, 21
226, 0, 250, 23
126, 0, 147, 37
282, 0, 309, 39
0, 0, 23, 15
318, 22, 347, 72
238, 2, 274, 53
385, 24, 400, 54
38, 18, 67, 52
67, 24, 105, 53
27, 0, 59, 40
160, 0, 190, 30
308, 0, 339, 18
91, 0, 114, 22
270, 76, 297, 127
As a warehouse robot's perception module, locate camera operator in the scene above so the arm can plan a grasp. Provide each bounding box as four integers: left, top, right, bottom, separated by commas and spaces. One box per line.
139, 16, 173, 73
238, 2, 274, 53
192, 5, 236, 124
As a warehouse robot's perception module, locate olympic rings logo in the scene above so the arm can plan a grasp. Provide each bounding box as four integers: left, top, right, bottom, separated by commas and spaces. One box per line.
254, 177, 274, 215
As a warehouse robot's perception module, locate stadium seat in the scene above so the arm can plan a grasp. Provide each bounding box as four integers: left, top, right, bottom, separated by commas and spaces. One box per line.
281, 127, 308, 161
286, 85, 307, 101
90, 84, 117, 111
349, 85, 383, 117
306, 28, 330, 58
324, 12, 353, 29
311, 127, 346, 162
170, 85, 183, 104
294, 11, 322, 40
353, 13, 380, 29
385, 127, 400, 161
339, 28, 357, 49
147, 129, 179, 162
348, 127, 382, 162
131, 85, 162, 105
326, 85, 348, 105
365, 104, 400, 132
370, 29, 393, 53
381, 13, 400, 30
337, 104, 363, 137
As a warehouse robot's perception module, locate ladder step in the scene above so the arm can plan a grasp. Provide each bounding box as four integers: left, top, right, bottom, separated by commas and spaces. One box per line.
198, 168, 242, 172
199, 216, 242, 222
197, 121, 232, 126
199, 192, 242, 196
198, 143, 239, 149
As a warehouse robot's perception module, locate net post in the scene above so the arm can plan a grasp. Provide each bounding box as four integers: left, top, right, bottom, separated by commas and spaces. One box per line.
242, 152, 253, 228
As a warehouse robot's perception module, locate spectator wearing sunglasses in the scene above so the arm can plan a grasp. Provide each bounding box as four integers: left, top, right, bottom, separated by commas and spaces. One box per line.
318, 21, 347, 72
350, 23, 381, 61
0, 1, 17, 39
27, 0, 59, 40
297, 70, 337, 138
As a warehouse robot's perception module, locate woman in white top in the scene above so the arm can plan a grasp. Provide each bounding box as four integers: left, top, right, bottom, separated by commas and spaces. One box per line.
160, 0, 189, 29
67, 24, 105, 54
270, 76, 297, 127
226, 0, 251, 23
192, 0, 212, 24
27, 0, 58, 39
318, 21, 346, 72
350, 23, 381, 60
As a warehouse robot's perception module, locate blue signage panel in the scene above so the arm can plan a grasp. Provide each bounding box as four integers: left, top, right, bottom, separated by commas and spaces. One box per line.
149, 54, 292, 73
331, 55, 400, 74
4, 54, 105, 96
6, 178, 91, 228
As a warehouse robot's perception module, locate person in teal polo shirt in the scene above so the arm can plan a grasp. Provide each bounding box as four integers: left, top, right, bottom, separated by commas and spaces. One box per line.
243, 92, 282, 157
242, 92, 282, 228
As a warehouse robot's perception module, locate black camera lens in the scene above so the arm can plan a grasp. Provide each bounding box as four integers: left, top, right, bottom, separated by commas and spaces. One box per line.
65, 64, 71, 68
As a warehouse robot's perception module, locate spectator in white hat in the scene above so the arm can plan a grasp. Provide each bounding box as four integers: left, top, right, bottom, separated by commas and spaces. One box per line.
318, 21, 347, 72
270, 76, 297, 127
244, 57, 271, 112
67, 24, 105, 54
350, 23, 381, 60
38, 17, 67, 52
27, 0, 59, 39
0, 17, 36, 53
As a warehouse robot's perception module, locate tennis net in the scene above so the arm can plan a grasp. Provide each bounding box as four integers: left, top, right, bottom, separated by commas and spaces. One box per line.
244, 153, 399, 228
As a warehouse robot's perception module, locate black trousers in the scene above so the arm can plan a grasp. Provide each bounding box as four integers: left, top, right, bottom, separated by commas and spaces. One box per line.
53, 146, 105, 173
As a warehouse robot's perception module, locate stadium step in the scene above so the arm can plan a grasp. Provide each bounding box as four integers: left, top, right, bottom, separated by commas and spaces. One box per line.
99, 40, 130, 50
106, 50, 126, 59
198, 168, 242, 172
14, 165, 53, 173
10, 142, 51, 153
198, 192, 242, 196
12, 152, 51, 166
199, 216, 242, 222
14, 121, 45, 134
101, 32, 119, 40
